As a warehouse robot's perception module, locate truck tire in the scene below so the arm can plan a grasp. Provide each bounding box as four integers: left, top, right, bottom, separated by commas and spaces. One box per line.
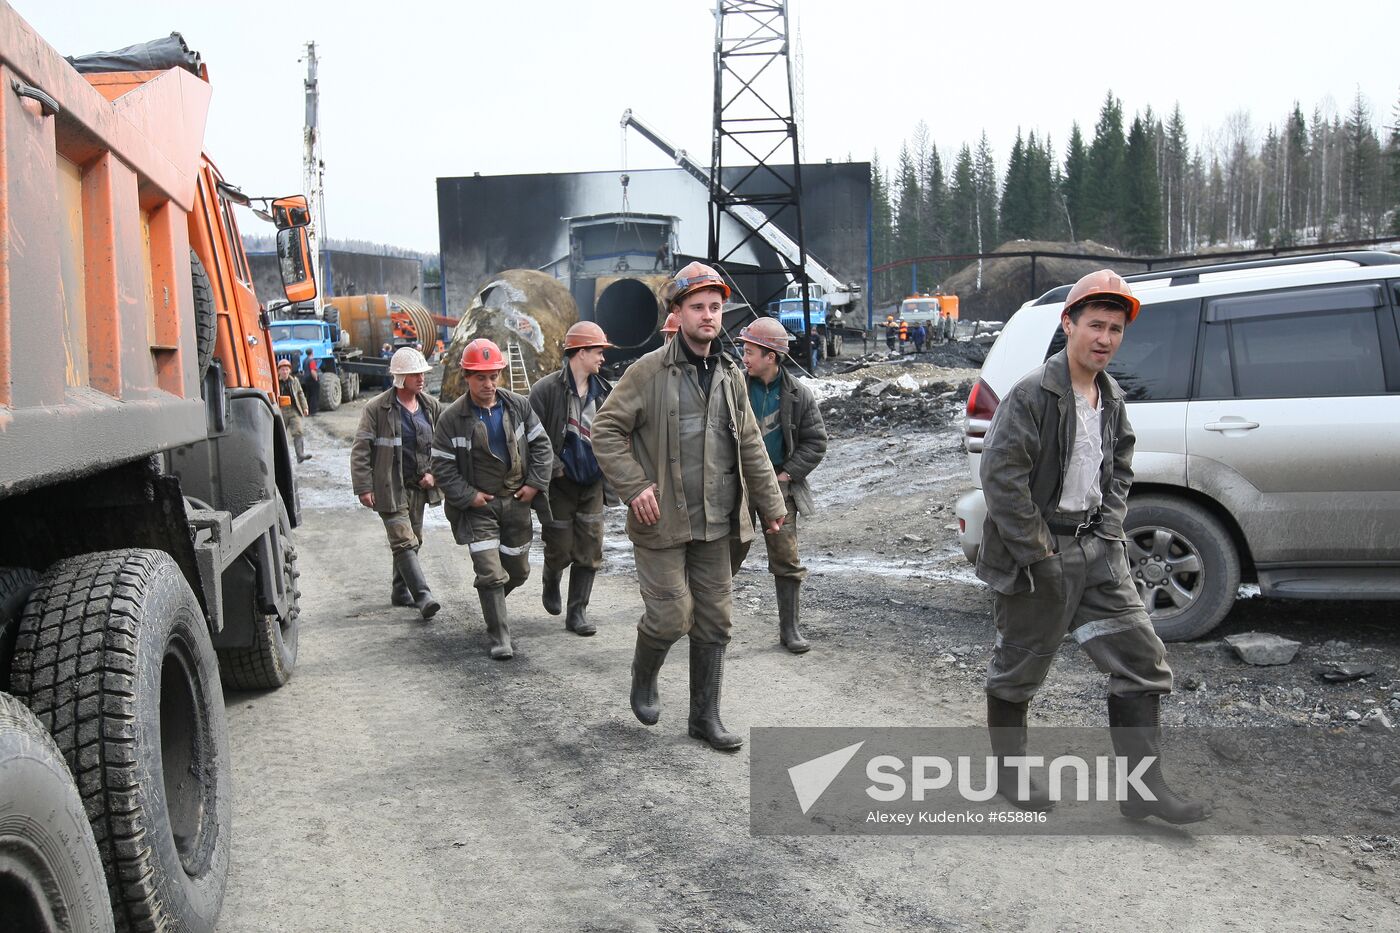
318, 371, 342, 411
1125, 495, 1241, 642
191, 250, 217, 383
0, 691, 115, 933
339, 370, 359, 402
0, 567, 40, 693
218, 497, 300, 690
10, 550, 231, 933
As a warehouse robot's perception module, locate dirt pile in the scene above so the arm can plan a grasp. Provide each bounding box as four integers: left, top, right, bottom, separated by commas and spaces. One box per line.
817, 369, 973, 432
943, 239, 1128, 322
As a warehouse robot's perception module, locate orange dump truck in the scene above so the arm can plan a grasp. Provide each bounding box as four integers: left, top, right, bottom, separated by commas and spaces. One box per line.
0, 7, 318, 929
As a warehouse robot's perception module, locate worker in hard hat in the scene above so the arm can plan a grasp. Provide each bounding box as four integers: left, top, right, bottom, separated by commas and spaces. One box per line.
593, 261, 786, 752
729, 317, 828, 654
432, 339, 554, 660
277, 357, 312, 463
529, 321, 614, 636
660, 311, 680, 344
350, 346, 443, 619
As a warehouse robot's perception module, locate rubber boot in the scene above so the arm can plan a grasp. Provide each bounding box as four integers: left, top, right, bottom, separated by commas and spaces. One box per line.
564, 568, 597, 636
775, 577, 809, 654
390, 567, 414, 607
294, 435, 312, 463
479, 586, 513, 660
986, 695, 1055, 812
541, 568, 563, 616
688, 642, 743, 751
630, 633, 670, 725
392, 549, 440, 620
1108, 694, 1211, 825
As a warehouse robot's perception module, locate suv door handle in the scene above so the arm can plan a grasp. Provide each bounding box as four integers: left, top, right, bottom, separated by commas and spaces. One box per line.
1204, 420, 1260, 432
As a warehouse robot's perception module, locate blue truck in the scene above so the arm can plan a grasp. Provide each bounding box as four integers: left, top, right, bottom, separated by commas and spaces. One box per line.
268, 307, 362, 411
767, 282, 845, 361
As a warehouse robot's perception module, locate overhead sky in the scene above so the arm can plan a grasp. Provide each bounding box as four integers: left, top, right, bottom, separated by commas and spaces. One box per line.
12, 0, 1397, 253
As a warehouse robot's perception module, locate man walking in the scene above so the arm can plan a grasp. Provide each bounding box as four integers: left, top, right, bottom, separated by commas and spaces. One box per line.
728, 318, 828, 654
976, 269, 1208, 824
884, 314, 898, 352
593, 262, 786, 752
433, 339, 553, 660
350, 346, 442, 619
278, 358, 312, 463
530, 321, 614, 636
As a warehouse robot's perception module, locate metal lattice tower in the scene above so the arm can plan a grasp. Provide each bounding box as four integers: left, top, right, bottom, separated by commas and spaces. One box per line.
708, 0, 813, 332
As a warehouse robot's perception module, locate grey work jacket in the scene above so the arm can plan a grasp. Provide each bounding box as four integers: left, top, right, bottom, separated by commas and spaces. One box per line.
350, 388, 444, 513
975, 349, 1134, 595
741, 368, 828, 515
430, 388, 554, 545
592, 338, 785, 550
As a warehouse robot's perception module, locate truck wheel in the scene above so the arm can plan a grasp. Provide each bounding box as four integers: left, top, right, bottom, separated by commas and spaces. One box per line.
0, 692, 115, 933
1125, 495, 1241, 641
218, 497, 300, 690
0, 567, 40, 693
191, 250, 217, 383
339, 371, 359, 402
318, 372, 342, 411
10, 550, 231, 932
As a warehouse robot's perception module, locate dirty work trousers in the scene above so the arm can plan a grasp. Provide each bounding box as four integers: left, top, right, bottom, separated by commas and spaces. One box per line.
986, 531, 1172, 704
465, 496, 534, 591
380, 486, 429, 554
542, 475, 605, 575
729, 486, 805, 582
635, 538, 733, 646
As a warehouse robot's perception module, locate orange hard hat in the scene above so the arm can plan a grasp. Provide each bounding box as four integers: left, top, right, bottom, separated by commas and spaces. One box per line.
276, 358, 292, 371
660, 311, 680, 334
665, 261, 731, 307
738, 316, 793, 355
1063, 269, 1140, 322
563, 320, 613, 351
460, 338, 506, 371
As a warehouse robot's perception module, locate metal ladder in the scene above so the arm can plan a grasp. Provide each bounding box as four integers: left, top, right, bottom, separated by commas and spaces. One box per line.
505, 340, 531, 394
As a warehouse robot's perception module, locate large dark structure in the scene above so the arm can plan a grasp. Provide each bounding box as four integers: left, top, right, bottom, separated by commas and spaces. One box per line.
248, 249, 425, 310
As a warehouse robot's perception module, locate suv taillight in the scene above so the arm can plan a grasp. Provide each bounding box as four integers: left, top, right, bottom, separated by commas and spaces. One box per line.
964, 379, 1000, 453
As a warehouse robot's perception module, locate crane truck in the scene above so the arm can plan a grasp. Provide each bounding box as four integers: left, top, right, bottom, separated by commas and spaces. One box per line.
0, 9, 317, 930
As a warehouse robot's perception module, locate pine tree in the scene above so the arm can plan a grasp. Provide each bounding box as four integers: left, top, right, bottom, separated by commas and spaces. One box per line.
1062, 123, 1088, 242
1026, 132, 1056, 240
973, 132, 1000, 252
893, 144, 922, 284
1342, 89, 1383, 237
1085, 92, 1127, 244
1283, 104, 1308, 243
1123, 114, 1163, 253
870, 152, 895, 304
1390, 89, 1400, 235
1164, 104, 1189, 252
947, 144, 978, 256
1000, 130, 1031, 240
922, 145, 950, 283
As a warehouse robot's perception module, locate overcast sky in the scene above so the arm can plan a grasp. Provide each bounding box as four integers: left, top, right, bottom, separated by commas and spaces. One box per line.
13, 0, 1397, 253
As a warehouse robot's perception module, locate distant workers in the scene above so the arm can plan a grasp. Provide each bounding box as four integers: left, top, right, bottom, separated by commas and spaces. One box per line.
277, 358, 312, 464
432, 339, 554, 660
729, 317, 828, 653
594, 261, 786, 751
350, 347, 443, 620
885, 314, 898, 351
530, 321, 614, 636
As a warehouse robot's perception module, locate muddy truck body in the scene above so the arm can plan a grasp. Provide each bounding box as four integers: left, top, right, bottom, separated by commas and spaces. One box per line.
0, 7, 319, 930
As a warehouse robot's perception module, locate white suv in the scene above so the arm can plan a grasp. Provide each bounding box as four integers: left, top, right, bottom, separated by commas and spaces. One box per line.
955, 251, 1400, 640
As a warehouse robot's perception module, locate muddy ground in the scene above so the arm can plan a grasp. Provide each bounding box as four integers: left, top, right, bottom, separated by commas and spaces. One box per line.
219, 368, 1400, 932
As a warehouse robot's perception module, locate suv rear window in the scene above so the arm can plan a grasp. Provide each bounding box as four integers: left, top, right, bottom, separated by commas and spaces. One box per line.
1044, 298, 1200, 401
1198, 284, 1387, 399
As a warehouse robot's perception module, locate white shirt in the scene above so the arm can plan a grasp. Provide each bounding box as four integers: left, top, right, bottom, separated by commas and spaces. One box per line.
1057, 390, 1104, 513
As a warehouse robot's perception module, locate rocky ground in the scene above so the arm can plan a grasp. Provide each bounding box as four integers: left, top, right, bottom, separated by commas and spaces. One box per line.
216, 361, 1400, 932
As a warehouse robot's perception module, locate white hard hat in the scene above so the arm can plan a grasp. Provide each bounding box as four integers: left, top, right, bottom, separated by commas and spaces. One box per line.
388, 346, 431, 376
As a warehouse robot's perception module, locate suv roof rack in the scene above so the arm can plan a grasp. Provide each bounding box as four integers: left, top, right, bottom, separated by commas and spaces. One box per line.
1031, 250, 1400, 306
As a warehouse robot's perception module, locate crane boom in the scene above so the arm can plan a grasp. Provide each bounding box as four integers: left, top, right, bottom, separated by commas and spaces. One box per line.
619, 109, 856, 307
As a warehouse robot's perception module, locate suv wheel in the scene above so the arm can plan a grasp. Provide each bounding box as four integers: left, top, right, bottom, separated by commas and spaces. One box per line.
1124, 495, 1241, 641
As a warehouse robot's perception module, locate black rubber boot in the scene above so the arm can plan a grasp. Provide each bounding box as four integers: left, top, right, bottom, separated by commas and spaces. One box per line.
688, 642, 742, 751
393, 549, 440, 620
391, 567, 414, 607
564, 568, 597, 636
479, 586, 513, 660
630, 634, 669, 725
987, 695, 1055, 812
541, 568, 563, 616
775, 577, 809, 654
1108, 694, 1211, 825
294, 436, 312, 462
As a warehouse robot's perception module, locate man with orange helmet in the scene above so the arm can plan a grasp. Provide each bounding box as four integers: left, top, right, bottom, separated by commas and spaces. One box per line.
431, 338, 554, 660
729, 317, 828, 653
529, 321, 614, 635
593, 261, 786, 752
977, 269, 1207, 824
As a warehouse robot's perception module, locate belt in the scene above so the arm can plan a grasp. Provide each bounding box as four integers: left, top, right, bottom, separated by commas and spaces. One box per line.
1046, 511, 1103, 537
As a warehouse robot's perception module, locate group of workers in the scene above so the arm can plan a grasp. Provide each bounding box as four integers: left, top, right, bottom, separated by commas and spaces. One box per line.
337, 262, 1206, 826
884, 312, 955, 353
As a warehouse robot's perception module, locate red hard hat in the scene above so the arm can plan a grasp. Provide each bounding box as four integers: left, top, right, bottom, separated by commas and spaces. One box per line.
665, 261, 731, 307
738, 316, 793, 354
660, 311, 680, 334
461, 338, 506, 371
1064, 269, 1140, 322
563, 321, 613, 351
